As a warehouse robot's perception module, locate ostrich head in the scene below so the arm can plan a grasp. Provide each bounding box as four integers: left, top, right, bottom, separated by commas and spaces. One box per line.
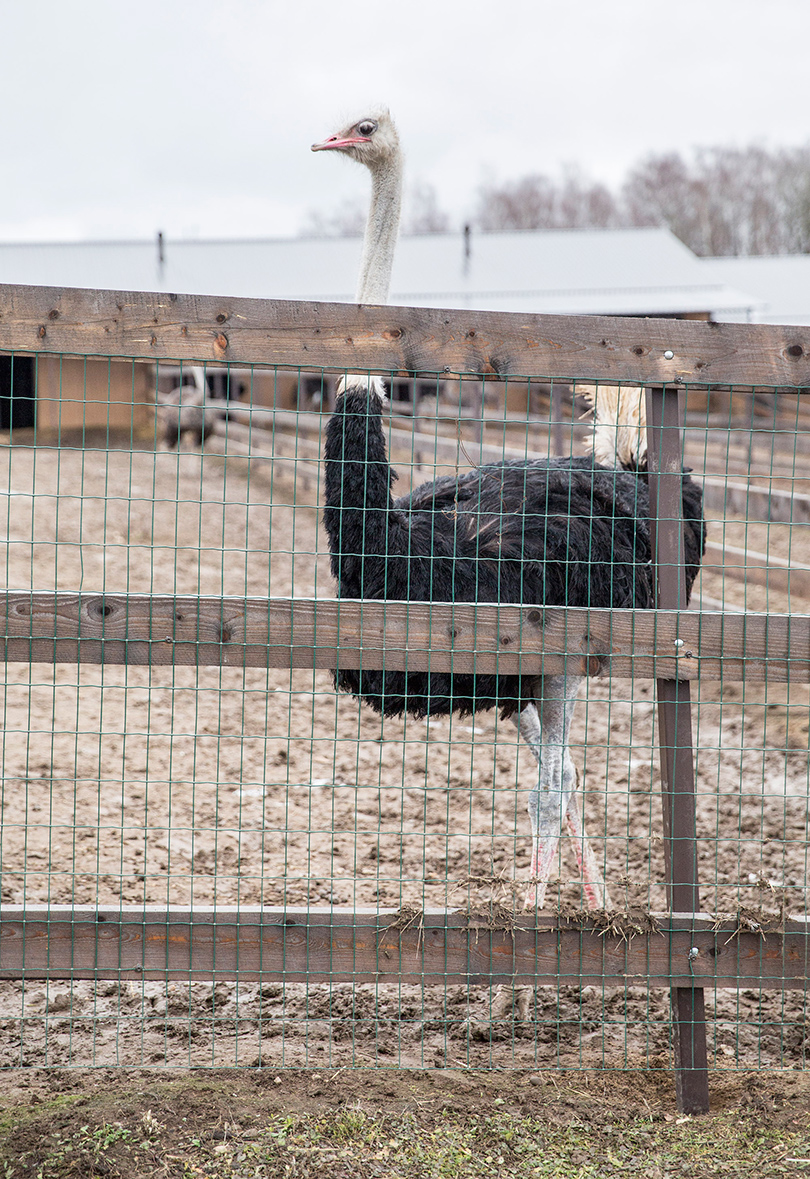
312, 108, 402, 307
311, 109, 400, 173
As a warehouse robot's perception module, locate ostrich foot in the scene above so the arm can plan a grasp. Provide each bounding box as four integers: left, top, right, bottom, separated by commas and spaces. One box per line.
565, 784, 611, 911
491, 984, 533, 1022
468, 984, 533, 1040
523, 834, 559, 911
524, 773, 609, 911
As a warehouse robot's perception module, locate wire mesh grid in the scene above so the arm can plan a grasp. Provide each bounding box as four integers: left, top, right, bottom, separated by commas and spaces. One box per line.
0, 347, 809, 1076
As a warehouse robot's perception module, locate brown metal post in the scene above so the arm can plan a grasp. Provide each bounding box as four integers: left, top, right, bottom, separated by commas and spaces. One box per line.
474, 380, 485, 465
646, 385, 710, 1115
411, 377, 424, 470
551, 382, 563, 456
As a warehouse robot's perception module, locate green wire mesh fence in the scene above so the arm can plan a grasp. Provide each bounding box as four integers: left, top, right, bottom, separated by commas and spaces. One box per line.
1, 287, 809, 1113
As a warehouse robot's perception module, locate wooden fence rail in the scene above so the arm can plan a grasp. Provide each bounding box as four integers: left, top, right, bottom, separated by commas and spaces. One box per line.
1, 282, 810, 387
4, 282, 810, 1114
3, 592, 810, 683
0, 908, 806, 991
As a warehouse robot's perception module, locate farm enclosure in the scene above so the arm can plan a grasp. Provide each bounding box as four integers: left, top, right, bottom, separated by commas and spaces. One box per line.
2, 285, 810, 1113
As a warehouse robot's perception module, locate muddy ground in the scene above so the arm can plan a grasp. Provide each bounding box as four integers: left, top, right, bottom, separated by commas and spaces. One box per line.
1, 423, 809, 1080
0, 1066, 808, 1178
1, 1066, 809, 1178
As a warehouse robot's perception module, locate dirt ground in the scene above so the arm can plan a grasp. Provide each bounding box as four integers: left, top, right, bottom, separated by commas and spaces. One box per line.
1, 425, 810, 1082
1, 1066, 809, 1178
1, 1070, 806, 1179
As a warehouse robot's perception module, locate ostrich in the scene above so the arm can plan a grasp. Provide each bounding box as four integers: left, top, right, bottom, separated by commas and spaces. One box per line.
157, 370, 218, 449
313, 111, 705, 926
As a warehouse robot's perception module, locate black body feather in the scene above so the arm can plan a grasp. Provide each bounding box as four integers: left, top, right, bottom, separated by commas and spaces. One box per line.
324, 386, 705, 718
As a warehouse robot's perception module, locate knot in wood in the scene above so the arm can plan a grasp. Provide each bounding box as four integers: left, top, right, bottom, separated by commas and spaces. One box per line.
88, 599, 114, 619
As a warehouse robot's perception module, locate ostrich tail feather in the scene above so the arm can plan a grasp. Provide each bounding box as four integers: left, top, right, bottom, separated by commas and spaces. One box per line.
336, 374, 390, 407
579, 385, 647, 471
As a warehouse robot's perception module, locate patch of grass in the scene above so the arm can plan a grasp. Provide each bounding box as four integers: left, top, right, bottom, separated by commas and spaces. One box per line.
12, 1120, 147, 1179
5, 1104, 810, 1179
0, 1072, 808, 1179
246, 1110, 808, 1178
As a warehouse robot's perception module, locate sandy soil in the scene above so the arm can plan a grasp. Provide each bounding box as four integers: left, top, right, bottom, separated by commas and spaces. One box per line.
1, 427, 809, 1076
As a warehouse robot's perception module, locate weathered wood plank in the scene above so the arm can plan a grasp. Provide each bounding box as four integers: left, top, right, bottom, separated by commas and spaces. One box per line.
0, 906, 806, 989
702, 477, 810, 525
704, 541, 810, 598
211, 417, 321, 463
219, 408, 541, 468
1, 283, 809, 387
3, 594, 810, 682
218, 414, 810, 534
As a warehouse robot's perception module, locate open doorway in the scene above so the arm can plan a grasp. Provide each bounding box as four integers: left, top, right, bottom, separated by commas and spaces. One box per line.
0, 356, 36, 430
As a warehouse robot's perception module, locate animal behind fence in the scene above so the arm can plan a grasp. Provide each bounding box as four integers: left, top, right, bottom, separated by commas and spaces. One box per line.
315, 110, 706, 912
1, 134, 810, 1093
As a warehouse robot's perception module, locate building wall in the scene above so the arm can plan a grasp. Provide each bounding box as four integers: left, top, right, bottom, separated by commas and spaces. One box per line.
35, 356, 153, 436
246, 370, 300, 411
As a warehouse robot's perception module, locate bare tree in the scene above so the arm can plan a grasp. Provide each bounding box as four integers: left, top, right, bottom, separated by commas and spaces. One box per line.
475, 174, 556, 231
474, 167, 624, 232
304, 180, 451, 238
558, 170, 622, 229
301, 197, 366, 238
623, 144, 810, 255
779, 152, 810, 253
305, 142, 810, 255
404, 181, 451, 234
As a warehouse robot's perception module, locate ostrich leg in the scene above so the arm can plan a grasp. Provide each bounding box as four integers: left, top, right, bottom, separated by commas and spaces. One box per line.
488, 679, 609, 1025
564, 782, 610, 911
517, 677, 609, 911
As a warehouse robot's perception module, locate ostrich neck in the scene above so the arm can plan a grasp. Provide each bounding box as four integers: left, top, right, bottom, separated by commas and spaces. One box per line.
355, 156, 402, 305
323, 386, 408, 596
323, 147, 404, 596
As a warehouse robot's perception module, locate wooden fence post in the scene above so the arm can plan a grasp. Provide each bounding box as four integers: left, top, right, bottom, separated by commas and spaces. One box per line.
646, 385, 710, 1115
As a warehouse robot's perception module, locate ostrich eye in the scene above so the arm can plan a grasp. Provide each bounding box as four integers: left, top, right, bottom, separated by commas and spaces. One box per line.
356, 120, 377, 137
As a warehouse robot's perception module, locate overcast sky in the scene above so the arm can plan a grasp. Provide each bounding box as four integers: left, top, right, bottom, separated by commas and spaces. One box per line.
3, 0, 809, 242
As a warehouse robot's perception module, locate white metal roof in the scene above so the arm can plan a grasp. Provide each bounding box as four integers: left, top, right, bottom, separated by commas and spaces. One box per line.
699, 254, 810, 325
387, 228, 759, 318
0, 227, 761, 320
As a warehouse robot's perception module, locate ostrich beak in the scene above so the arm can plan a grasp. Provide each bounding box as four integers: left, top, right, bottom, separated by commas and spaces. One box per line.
311, 134, 371, 152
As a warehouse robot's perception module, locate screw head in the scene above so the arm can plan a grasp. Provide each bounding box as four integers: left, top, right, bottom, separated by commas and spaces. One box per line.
663, 350, 674, 360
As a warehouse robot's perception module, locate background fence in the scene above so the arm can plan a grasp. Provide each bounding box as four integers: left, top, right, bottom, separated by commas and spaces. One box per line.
2, 284, 810, 1112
